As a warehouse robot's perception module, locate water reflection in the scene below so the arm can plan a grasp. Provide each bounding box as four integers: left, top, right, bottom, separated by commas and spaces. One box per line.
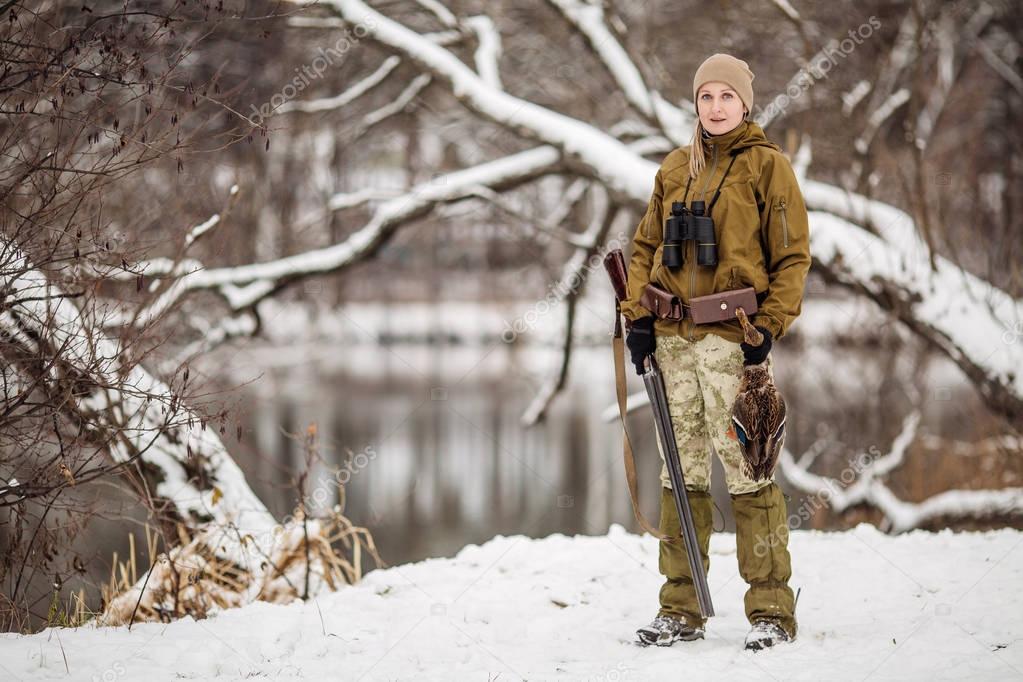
224, 329, 974, 572
232, 345, 666, 570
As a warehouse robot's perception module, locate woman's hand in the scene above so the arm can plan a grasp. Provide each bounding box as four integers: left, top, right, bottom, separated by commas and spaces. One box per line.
626, 316, 656, 375
740, 325, 772, 365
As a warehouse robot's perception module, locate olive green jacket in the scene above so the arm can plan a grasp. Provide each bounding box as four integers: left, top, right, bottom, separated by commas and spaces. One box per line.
621, 120, 811, 345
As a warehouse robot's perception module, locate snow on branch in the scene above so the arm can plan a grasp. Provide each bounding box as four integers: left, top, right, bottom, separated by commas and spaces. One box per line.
544, 0, 691, 145
853, 88, 910, 155
521, 186, 621, 425
975, 33, 1023, 96
119, 2, 1023, 426
301, 0, 655, 201
804, 182, 1023, 422
464, 15, 503, 89
545, 0, 653, 117
769, 0, 803, 24
274, 27, 460, 116
358, 73, 432, 132
781, 411, 1023, 532
2, 240, 378, 623
277, 56, 403, 114
767, 0, 823, 61
2, 242, 273, 533
108, 145, 565, 330
415, 0, 457, 27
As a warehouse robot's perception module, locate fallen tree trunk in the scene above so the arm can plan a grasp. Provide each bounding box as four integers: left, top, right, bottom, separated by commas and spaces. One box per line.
1, 239, 379, 624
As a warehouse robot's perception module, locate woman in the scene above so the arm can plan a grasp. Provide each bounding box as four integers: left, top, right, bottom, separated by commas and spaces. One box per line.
620, 53, 811, 651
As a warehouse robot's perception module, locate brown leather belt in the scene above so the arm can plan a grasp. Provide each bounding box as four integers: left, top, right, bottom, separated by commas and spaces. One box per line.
640, 283, 765, 324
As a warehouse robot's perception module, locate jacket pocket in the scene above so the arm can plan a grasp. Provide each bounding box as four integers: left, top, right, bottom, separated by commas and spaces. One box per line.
719, 263, 765, 294
711, 265, 739, 294
774, 198, 790, 248
729, 266, 741, 289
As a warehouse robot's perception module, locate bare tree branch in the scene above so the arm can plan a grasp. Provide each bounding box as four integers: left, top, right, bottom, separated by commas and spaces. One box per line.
781, 411, 1023, 532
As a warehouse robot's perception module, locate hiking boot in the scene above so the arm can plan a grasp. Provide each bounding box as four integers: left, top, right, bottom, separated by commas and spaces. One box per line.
635, 614, 705, 647
744, 619, 792, 651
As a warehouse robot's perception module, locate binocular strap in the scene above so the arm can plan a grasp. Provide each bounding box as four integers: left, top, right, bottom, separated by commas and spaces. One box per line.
681, 147, 746, 213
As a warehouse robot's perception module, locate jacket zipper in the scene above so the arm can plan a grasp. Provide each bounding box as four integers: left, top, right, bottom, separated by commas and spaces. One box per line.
644, 197, 654, 239
689, 143, 720, 341
687, 237, 696, 341
776, 198, 790, 248
698, 143, 721, 201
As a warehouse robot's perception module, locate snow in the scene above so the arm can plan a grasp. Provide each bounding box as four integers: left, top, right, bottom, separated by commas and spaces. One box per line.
770, 0, 802, 23
277, 56, 402, 114
464, 16, 502, 90
842, 80, 871, 115
245, 285, 903, 352
781, 411, 1023, 533
1, 244, 275, 538
314, 0, 657, 200
4, 524, 1021, 681
119, 0, 1023, 417
549, 0, 655, 118
804, 192, 1023, 399
1, 242, 318, 620
114, 143, 564, 329
547, 0, 691, 145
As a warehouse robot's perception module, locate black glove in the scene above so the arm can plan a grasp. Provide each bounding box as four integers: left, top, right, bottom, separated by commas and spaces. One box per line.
625, 316, 656, 375
740, 325, 773, 365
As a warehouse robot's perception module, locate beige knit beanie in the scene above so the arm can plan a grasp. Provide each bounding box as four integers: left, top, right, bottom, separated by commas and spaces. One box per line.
688, 54, 755, 179
692, 53, 754, 115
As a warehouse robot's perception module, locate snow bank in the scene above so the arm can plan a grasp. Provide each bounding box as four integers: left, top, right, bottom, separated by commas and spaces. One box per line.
2, 524, 1020, 681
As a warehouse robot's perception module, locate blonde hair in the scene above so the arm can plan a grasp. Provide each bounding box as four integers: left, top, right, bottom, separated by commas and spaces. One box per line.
687, 119, 709, 180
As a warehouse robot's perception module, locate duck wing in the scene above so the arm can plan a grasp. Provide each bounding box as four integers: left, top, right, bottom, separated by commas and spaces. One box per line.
731, 370, 787, 482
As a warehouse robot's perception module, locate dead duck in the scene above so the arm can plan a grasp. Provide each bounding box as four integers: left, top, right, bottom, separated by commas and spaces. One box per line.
726, 307, 787, 481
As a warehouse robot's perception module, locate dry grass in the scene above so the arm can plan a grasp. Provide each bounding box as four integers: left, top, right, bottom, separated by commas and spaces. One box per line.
97, 509, 382, 626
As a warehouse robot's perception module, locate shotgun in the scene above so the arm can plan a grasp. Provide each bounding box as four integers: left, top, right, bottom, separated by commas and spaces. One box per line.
603, 248, 715, 618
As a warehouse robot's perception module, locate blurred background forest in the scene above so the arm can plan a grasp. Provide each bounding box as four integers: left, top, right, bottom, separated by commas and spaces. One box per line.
1, 0, 1021, 633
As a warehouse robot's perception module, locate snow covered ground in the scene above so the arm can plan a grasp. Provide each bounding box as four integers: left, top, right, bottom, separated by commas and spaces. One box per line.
3, 523, 1021, 681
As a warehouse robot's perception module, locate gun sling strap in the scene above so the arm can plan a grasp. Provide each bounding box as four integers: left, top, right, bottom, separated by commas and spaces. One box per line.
611, 149, 745, 543
612, 298, 680, 543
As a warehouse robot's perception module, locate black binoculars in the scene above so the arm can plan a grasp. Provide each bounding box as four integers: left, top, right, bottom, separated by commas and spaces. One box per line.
662, 200, 717, 269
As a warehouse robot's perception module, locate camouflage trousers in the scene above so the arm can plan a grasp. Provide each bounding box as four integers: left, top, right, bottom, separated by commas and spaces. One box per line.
652, 332, 775, 496
652, 332, 797, 638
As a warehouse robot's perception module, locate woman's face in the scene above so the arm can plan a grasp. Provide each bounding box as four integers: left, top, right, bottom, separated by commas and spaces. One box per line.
697, 81, 747, 136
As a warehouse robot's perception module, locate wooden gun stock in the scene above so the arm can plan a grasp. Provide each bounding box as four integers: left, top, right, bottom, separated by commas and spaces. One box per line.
604, 249, 629, 302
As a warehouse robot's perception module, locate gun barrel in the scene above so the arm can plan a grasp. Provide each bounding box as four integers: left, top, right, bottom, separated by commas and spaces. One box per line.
643, 356, 715, 618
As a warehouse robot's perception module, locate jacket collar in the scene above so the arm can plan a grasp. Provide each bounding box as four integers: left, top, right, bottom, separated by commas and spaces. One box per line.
701, 119, 752, 154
